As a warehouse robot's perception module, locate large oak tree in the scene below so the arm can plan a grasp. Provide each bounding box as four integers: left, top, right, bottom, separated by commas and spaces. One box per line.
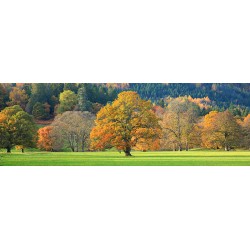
90, 91, 161, 156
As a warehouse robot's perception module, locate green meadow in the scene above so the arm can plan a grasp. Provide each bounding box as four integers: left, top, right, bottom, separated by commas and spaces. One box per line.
0, 150, 250, 166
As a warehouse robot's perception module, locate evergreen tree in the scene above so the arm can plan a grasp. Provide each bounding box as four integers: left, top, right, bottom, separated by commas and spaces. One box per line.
63, 83, 78, 93
0, 84, 7, 110
32, 102, 50, 120
77, 85, 90, 111
26, 83, 53, 114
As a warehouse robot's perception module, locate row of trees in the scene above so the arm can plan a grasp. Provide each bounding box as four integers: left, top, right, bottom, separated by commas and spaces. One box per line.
89, 93, 250, 155
37, 92, 250, 156
0, 91, 249, 155
0, 107, 95, 153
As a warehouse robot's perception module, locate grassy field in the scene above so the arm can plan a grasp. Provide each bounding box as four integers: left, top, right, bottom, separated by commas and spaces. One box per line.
0, 150, 250, 166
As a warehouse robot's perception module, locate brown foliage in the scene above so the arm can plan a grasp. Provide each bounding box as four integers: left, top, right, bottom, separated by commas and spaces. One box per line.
160, 97, 200, 151
7, 87, 28, 110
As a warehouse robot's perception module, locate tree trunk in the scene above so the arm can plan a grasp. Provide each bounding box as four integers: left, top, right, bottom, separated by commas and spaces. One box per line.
81, 141, 85, 152
124, 147, 132, 156
76, 139, 79, 152
178, 144, 182, 151
21, 148, 24, 153
185, 141, 189, 151
224, 133, 229, 151
6, 146, 11, 153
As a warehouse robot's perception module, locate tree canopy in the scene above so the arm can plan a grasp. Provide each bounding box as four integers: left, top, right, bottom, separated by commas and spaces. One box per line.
51, 111, 95, 152
90, 91, 161, 156
160, 97, 200, 151
201, 110, 242, 150
0, 105, 37, 153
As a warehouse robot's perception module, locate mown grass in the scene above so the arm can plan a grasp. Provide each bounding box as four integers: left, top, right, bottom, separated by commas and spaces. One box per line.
0, 150, 250, 166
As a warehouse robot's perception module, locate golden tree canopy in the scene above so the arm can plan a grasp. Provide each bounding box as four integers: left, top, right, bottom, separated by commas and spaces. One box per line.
201, 110, 242, 150
90, 91, 161, 156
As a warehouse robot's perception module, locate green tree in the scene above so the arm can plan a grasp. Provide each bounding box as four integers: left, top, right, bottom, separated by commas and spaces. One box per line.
77, 85, 90, 111
63, 83, 78, 93
32, 102, 50, 120
0, 84, 8, 110
26, 83, 53, 114
57, 90, 77, 113
0, 105, 37, 153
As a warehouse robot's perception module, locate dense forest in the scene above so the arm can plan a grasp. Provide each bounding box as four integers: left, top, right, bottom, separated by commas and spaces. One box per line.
0, 83, 250, 118
129, 83, 250, 112
0, 83, 250, 154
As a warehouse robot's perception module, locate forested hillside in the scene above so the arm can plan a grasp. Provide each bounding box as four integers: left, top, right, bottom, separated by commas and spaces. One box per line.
128, 83, 250, 112
0, 83, 249, 119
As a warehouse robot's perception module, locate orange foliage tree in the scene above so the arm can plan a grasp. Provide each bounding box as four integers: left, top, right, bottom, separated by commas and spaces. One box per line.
242, 114, 250, 149
201, 111, 220, 149
201, 110, 242, 150
90, 91, 161, 156
37, 126, 54, 151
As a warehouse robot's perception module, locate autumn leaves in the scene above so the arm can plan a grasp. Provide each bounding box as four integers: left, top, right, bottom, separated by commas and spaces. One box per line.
1, 90, 249, 155
201, 111, 242, 151
90, 93, 249, 155
90, 91, 161, 156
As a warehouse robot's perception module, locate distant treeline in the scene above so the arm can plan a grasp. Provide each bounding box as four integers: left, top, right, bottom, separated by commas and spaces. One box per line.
0, 83, 249, 120
128, 83, 250, 115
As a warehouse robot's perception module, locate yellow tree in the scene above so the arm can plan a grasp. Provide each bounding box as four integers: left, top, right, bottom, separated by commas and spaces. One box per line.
57, 90, 77, 113
90, 91, 161, 156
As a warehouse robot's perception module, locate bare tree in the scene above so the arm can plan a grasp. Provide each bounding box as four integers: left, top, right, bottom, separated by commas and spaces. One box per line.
51, 111, 95, 152
160, 97, 200, 151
